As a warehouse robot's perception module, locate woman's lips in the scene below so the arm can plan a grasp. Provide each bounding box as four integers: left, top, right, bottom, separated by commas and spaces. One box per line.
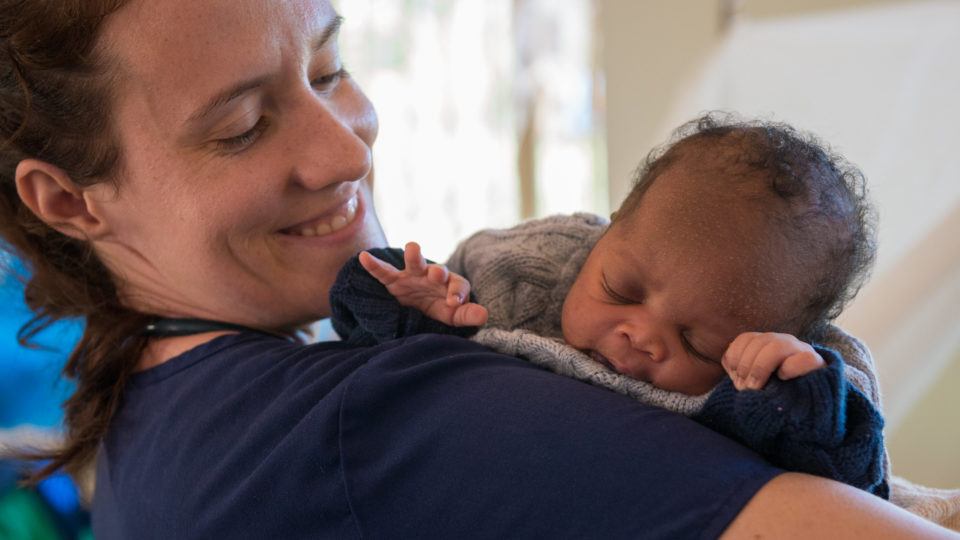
281, 195, 359, 237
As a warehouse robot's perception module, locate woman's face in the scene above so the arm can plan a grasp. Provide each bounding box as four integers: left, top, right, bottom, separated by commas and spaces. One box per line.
89, 0, 386, 329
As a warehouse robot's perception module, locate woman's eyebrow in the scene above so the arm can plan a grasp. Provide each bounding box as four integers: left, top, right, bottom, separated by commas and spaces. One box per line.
184, 15, 344, 128
313, 15, 343, 53
186, 75, 271, 127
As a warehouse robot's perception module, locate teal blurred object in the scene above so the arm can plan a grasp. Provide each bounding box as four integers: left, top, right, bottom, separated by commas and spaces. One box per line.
0, 461, 92, 540
0, 254, 82, 429
0, 489, 62, 540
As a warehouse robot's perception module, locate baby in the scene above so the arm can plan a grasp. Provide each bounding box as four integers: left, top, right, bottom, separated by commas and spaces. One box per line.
330, 113, 888, 496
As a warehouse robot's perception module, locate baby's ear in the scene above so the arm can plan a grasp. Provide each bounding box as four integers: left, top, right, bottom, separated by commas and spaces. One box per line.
15, 158, 112, 240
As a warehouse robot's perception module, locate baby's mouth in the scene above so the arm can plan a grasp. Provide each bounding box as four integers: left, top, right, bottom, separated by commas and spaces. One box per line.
589, 350, 616, 371
281, 195, 359, 237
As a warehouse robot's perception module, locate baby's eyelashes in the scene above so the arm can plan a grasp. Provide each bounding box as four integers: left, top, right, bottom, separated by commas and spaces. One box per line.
600, 272, 642, 305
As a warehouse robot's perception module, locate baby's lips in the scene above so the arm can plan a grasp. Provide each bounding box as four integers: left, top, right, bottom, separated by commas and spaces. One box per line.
588, 350, 615, 371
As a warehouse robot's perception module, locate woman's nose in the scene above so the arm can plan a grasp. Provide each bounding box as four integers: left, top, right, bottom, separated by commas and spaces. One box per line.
287, 86, 377, 191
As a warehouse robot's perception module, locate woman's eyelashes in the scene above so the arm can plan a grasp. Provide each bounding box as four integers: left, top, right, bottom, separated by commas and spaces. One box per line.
215, 117, 270, 153
311, 67, 347, 93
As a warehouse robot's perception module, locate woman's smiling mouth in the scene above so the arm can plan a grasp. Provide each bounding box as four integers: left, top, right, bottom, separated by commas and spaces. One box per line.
281, 194, 359, 237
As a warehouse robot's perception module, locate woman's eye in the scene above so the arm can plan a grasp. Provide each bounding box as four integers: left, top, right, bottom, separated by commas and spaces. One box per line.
215, 117, 269, 153
311, 67, 347, 92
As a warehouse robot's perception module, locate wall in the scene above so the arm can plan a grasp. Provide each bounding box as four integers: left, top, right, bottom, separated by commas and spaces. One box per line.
598, 0, 722, 209
888, 349, 960, 488
599, 0, 960, 486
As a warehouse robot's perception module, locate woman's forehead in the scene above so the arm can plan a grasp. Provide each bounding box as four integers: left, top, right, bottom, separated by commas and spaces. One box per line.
100, 0, 337, 124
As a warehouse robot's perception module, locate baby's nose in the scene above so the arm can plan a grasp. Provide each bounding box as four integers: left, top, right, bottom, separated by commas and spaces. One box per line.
619, 324, 669, 363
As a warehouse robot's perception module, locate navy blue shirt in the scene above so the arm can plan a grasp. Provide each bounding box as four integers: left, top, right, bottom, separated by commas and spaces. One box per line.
332, 248, 888, 498
93, 333, 781, 539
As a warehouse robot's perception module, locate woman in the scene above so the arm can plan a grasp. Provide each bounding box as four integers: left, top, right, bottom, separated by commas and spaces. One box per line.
1, 0, 954, 538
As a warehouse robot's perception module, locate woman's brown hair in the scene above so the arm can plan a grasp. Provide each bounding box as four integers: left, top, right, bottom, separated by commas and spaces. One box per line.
1, 0, 148, 482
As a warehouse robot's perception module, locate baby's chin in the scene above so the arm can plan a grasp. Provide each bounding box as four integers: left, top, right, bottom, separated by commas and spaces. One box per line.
585, 349, 722, 396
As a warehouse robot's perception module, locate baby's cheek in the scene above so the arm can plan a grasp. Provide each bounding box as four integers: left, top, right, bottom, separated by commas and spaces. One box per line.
560, 307, 591, 349
687, 362, 727, 394
559, 313, 580, 347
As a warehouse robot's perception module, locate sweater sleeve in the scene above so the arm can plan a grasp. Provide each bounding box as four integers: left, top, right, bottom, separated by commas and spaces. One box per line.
329, 247, 478, 346
693, 347, 889, 498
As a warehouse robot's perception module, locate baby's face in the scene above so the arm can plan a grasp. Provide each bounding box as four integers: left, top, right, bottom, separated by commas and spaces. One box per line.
561, 164, 788, 395
561, 228, 731, 394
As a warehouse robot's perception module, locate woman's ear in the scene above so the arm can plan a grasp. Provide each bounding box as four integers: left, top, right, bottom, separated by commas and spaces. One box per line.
15, 158, 112, 240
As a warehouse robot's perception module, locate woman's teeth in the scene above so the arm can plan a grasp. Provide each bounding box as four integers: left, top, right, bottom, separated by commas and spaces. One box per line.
291, 197, 358, 237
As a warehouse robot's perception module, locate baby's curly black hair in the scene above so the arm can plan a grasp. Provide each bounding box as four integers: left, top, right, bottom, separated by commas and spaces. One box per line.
614, 112, 877, 342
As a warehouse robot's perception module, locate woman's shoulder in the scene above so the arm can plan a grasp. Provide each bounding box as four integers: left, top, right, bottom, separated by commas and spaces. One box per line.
336, 333, 780, 538
97, 333, 493, 537
98, 332, 780, 538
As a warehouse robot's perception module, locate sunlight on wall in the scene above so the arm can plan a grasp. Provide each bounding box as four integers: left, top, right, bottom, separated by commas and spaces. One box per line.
659, 0, 960, 280
335, 0, 602, 260
887, 349, 960, 488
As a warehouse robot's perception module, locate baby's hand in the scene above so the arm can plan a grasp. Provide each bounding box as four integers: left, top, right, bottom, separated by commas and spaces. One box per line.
721, 332, 825, 391
358, 242, 489, 328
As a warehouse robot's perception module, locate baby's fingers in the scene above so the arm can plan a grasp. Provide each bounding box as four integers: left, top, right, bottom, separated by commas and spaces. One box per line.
722, 332, 761, 389
738, 336, 799, 390
451, 303, 489, 327
426, 264, 450, 285
776, 349, 825, 380
358, 251, 401, 285
444, 272, 472, 307
403, 242, 429, 275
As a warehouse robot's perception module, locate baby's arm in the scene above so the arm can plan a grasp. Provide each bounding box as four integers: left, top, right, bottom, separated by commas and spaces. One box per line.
721, 332, 825, 391
359, 242, 488, 328
329, 245, 485, 345
696, 336, 888, 497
